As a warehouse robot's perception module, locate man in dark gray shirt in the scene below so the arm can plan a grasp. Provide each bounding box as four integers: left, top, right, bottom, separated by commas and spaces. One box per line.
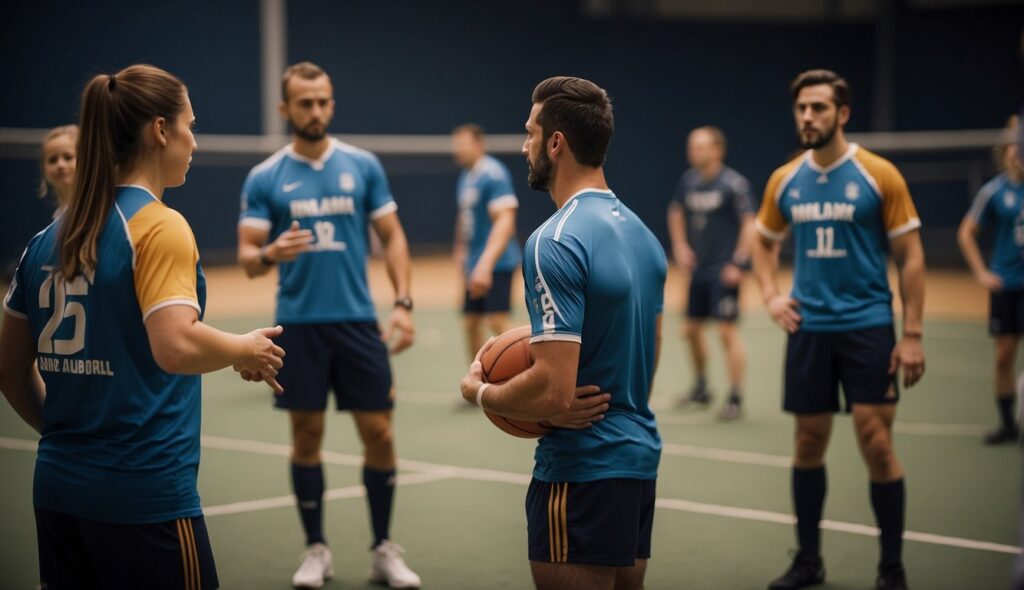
667, 126, 755, 420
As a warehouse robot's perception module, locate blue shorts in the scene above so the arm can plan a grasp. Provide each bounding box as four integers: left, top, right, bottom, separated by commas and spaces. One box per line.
273, 322, 394, 412
463, 270, 514, 314
526, 478, 656, 567
35, 508, 218, 590
990, 289, 1024, 335
686, 276, 739, 322
784, 325, 899, 414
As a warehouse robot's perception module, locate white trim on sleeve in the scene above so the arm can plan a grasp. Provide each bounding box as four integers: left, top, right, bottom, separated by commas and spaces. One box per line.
487, 194, 519, 213
142, 298, 202, 322
887, 217, 922, 239
529, 333, 582, 344
239, 217, 273, 231
3, 303, 28, 320
755, 219, 787, 242
370, 201, 398, 220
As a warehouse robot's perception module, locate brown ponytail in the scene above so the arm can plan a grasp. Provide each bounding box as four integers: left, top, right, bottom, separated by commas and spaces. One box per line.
58, 64, 186, 279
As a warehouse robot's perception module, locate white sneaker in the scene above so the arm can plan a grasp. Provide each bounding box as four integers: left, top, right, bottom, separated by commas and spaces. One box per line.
369, 540, 421, 588
292, 543, 333, 589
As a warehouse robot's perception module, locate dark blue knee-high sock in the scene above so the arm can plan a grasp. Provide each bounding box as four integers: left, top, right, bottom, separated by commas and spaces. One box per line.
870, 479, 906, 567
291, 463, 325, 546
364, 466, 396, 548
793, 466, 827, 555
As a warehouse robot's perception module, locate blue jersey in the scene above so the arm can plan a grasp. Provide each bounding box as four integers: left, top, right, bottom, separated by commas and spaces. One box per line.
967, 173, 1024, 289
756, 144, 921, 332
457, 155, 522, 274
523, 189, 666, 482
673, 166, 754, 278
240, 138, 397, 324
4, 186, 207, 524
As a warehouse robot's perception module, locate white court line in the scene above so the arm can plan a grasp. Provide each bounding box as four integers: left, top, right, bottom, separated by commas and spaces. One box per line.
894, 422, 990, 436
1, 435, 1017, 555
661, 443, 791, 467
204, 471, 452, 517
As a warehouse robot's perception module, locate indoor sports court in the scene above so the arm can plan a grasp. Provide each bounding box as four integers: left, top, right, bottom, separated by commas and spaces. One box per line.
2, 1, 1023, 589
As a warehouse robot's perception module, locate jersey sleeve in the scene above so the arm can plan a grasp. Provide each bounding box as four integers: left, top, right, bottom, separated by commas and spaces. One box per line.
239, 170, 273, 231
526, 236, 587, 344
966, 179, 1000, 228
364, 154, 398, 220
2, 246, 30, 319
728, 172, 755, 219
485, 167, 519, 214
131, 205, 202, 321
876, 163, 922, 238
756, 168, 790, 241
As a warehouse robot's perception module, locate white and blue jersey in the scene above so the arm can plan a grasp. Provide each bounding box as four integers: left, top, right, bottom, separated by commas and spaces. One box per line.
4, 186, 206, 524
523, 189, 666, 482
757, 144, 921, 332
967, 173, 1024, 290
239, 138, 397, 324
457, 155, 522, 274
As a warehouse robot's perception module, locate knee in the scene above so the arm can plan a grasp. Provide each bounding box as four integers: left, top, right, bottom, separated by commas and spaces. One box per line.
292, 426, 324, 461
795, 430, 828, 464
486, 316, 507, 335
684, 322, 702, 339
362, 422, 394, 451
996, 347, 1016, 371
861, 432, 895, 471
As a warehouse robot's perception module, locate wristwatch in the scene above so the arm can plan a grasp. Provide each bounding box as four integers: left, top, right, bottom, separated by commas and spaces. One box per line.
258, 247, 275, 267
394, 297, 414, 311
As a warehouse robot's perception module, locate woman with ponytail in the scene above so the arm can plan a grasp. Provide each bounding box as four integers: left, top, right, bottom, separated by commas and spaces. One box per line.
0, 64, 285, 589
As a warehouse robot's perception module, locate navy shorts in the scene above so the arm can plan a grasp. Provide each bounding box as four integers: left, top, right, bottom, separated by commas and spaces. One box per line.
35, 508, 218, 590
990, 289, 1024, 335
274, 322, 394, 412
686, 276, 739, 321
526, 478, 656, 567
463, 270, 514, 314
784, 325, 899, 414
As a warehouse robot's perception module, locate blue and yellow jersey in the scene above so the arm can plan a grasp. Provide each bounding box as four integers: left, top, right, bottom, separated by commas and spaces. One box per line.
966, 173, 1024, 289
456, 155, 522, 274
239, 138, 396, 324
756, 144, 920, 332
4, 185, 206, 524
523, 189, 666, 482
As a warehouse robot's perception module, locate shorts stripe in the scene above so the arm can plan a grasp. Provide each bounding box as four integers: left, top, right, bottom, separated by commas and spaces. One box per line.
546, 483, 570, 563
177, 518, 201, 590
547, 484, 557, 562
559, 483, 569, 562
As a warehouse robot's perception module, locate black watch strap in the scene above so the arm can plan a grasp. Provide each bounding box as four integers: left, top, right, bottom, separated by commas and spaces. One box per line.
259, 247, 275, 267
394, 297, 413, 311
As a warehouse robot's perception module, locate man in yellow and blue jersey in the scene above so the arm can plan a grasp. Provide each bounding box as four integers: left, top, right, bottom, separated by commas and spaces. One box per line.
237, 62, 420, 589
752, 70, 926, 590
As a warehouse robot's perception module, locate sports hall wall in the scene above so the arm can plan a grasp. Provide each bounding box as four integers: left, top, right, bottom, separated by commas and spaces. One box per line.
2, 0, 1022, 273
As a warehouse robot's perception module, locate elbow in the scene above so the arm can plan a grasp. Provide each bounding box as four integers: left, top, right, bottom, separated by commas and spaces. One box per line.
151, 344, 189, 374
538, 386, 574, 418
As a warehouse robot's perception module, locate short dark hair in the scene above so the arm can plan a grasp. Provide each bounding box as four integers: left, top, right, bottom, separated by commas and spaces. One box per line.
282, 61, 329, 102
531, 76, 613, 167
452, 123, 485, 140
790, 69, 851, 109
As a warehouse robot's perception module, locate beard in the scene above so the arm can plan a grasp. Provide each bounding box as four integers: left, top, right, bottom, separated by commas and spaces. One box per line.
289, 118, 328, 142
799, 119, 838, 150
527, 148, 553, 191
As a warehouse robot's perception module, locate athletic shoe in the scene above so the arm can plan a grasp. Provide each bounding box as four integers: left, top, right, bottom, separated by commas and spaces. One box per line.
678, 384, 712, 408
370, 540, 421, 588
767, 550, 825, 590
292, 543, 333, 589
876, 562, 908, 589
984, 425, 1020, 445
718, 397, 742, 421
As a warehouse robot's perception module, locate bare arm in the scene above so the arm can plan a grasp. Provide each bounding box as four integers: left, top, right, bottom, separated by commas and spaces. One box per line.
0, 314, 45, 433
889, 230, 927, 387
752, 232, 801, 333
957, 216, 1002, 291
667, 202, 695, 271
238, 222, 314, 279
372, 211, 415, 353
467, 208, 517, 298
144, 305, 286, 392
460, 340, 579, 422
731, 214, 756, 265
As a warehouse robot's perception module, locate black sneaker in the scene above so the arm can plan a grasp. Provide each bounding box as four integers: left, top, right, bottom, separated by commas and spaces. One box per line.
767, 551, 825, 590
678, 384, 712, 408
876, 562, 908, 589
984, 425, 1020, 445
718, 395, 742, 421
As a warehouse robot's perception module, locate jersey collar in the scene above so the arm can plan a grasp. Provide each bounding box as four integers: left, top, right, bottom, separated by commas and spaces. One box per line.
562, 187, 614, 208
286, 138, 337, 171
115, 184, 161, 202
805, 142, 859, 175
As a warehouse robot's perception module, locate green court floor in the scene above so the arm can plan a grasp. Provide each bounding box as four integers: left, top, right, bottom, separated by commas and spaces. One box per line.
1, 310, 1019, 589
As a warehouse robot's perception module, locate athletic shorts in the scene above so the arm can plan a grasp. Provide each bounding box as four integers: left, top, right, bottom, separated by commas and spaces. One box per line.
273, 322, 394, 412
526, 478, 656, 567
686, 276, 739, 322
35, 508, 218, 590
990, 289, 1024, 335
463, 270, 514, 314
784, 325, 899, 414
